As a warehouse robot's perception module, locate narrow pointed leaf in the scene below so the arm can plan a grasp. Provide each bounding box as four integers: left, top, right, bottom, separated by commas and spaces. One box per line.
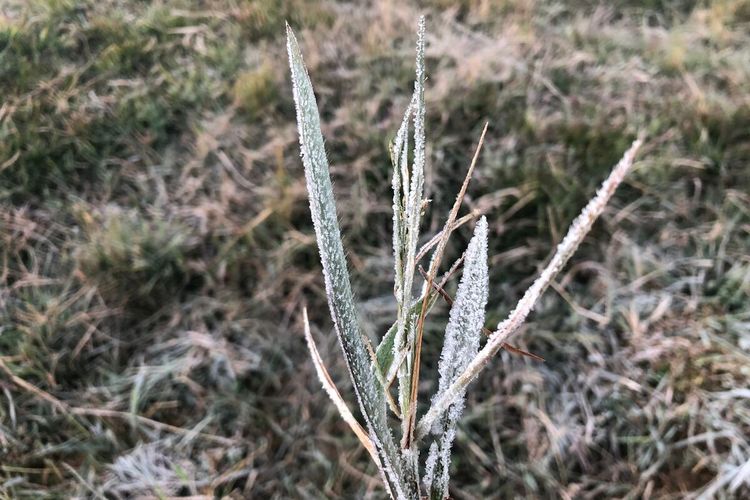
422, 217, 489, 499
396, 14, 427, 427
287, 25, 412, 499
391, 95, 414, 315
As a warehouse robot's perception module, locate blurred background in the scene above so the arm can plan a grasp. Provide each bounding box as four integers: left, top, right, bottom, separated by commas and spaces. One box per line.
1, 0, 749, 498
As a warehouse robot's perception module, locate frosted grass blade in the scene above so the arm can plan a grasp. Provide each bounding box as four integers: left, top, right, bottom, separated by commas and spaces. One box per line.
422, 217, 488, 498
416, 139, 643, 441
391, 97, 414, 304
287, 25, 412, 498
397, 14, 427, 434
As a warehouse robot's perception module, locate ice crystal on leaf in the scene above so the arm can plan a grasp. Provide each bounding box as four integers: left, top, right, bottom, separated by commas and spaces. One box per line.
286, 24, 414, 499
422, 217, 488, 499
287, 15, 643, 500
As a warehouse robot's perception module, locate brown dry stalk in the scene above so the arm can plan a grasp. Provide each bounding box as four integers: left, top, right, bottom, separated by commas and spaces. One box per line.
403, 122, 488, 449
302, 308, 380, 464
0, 357, 69, 413
70, 408, 238, 446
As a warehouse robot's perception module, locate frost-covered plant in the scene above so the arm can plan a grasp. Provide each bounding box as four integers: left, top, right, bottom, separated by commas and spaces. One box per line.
287, 17, 643, 499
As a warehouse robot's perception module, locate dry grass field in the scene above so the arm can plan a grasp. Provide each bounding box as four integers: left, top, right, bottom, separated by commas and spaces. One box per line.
1, 0, 749, 498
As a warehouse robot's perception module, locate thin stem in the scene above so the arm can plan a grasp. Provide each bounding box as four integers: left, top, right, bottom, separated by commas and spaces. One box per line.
416, 137, 643, 442
403, 123, 488, 449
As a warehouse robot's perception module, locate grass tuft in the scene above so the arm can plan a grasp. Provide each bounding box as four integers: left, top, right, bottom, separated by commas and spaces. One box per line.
76, 210, 198, 314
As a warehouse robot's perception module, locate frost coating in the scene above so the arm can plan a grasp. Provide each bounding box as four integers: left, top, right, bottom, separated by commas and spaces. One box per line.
391, 98, 413, 302
286, 25, 413, 499
289, 14, 644, 498
416, 138, 644, 442
422, 217, 489, 499
423, 442, 439, 491
403, 15, 427, 342
384, 16, 425, 430
396, 14, 427, 427
435, 217, 489, 397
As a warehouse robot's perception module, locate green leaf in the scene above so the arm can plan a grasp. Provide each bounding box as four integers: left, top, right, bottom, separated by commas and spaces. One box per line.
286, 24, 413, 499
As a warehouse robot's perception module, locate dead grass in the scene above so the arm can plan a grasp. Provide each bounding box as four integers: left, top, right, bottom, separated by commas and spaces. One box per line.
1, 0, 749, 497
